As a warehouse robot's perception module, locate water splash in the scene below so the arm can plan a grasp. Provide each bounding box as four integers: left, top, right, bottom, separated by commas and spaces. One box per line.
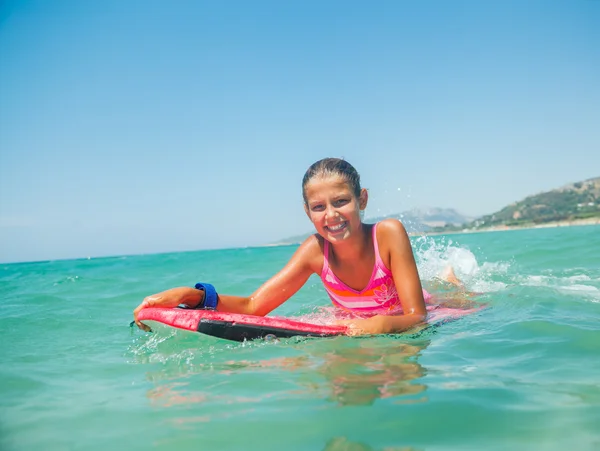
412, 235, 508, 293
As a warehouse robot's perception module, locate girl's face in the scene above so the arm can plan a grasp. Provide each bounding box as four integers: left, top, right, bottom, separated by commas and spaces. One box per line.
304, 175, 367, 242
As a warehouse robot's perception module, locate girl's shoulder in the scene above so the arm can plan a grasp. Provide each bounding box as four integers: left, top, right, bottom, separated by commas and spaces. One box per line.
375, 218, 408, 237
297, 233, 326, 272
300, 233, 325, 250
375, 219, 411, 261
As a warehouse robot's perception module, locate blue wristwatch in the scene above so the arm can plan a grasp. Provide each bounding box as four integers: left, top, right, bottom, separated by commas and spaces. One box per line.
194, 282, 218, 310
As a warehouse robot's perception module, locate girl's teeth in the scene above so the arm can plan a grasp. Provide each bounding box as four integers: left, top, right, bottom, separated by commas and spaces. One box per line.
329, 223, 345, 231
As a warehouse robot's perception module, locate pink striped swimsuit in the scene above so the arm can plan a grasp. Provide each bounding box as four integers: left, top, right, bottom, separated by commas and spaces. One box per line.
320, 223, 431, 316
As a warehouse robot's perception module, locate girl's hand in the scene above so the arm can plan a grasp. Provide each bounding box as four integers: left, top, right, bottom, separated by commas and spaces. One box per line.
133, 287, 203, 331
335, 316, 389, 336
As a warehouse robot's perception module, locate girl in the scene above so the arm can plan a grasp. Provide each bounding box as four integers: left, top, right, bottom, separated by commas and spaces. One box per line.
133, 158, 459, 336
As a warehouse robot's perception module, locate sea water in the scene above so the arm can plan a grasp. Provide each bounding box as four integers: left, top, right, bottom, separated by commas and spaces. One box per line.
1, 225, 599, 451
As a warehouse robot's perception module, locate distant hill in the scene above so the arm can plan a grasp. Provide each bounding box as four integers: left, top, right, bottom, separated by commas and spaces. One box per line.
432, 176, 600, 233
274, 208, 472, 244
367, 208, 473, 233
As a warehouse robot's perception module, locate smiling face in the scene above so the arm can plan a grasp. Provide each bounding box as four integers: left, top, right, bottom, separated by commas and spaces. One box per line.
304, 175, 368, 242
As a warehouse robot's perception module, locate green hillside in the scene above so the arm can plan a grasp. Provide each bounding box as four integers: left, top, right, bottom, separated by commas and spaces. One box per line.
433, 177, 600, 232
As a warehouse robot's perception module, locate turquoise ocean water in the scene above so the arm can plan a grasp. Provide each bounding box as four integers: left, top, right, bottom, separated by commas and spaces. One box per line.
1, 225, 599, 451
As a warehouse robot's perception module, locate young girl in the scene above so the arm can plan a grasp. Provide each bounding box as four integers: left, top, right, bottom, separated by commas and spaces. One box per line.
133, 158, 458, 336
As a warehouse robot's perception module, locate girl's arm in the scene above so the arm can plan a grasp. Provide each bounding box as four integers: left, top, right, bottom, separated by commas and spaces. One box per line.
337, 219, 427, 335
214, 236, 320, 316
383, 218, 428, 318
133, 236, 321, 330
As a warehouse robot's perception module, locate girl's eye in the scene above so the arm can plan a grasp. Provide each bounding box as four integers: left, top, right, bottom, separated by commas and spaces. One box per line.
311, 205, 325, 212
334, 199, 349, 207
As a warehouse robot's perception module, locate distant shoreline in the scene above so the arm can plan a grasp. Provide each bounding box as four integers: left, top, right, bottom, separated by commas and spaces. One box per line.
419, 217, 600, 237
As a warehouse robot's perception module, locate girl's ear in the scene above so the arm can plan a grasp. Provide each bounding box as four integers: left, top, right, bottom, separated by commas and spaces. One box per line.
359, 188, 369, 211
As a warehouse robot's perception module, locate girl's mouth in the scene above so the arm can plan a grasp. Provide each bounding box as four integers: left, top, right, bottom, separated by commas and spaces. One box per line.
325, 221, 348, 234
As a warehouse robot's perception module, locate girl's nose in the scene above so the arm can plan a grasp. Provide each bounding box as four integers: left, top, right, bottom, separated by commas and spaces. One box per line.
325, 204, 338, 218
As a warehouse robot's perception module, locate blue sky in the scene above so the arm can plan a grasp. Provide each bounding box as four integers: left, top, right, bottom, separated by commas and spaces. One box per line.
1, 0, 598, 263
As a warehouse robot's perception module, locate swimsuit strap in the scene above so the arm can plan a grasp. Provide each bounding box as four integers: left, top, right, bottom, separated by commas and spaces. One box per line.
371, 223, 384, 268
322, 236, 331, 278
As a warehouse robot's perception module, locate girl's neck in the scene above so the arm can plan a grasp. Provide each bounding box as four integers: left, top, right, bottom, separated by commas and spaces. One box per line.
329, 223, 371, 263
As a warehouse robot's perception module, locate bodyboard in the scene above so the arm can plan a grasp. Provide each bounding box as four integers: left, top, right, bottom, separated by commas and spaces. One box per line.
137, 305, 482, 342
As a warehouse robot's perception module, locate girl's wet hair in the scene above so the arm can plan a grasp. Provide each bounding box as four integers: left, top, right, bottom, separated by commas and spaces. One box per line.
302, 158, 361, 204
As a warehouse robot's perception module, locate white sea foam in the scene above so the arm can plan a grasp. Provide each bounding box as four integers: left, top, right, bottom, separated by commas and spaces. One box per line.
520, 274, 600, 302
564, 274, 592, 282
557, 284, 600, 295
470, 279, 507, 293
522, 274, 598, 287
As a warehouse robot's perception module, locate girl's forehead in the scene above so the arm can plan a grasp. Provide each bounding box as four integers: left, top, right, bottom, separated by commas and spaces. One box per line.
305, 176, 350, 196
